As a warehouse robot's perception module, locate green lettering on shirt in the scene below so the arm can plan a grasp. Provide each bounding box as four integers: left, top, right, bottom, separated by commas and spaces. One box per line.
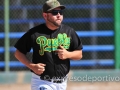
36, 33, 70, 55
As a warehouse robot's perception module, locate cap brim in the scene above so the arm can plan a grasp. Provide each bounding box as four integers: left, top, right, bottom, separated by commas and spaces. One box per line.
47, 5, 65, 11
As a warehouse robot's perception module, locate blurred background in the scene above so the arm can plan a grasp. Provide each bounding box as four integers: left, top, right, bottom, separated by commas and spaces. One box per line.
0, 0, 120, 90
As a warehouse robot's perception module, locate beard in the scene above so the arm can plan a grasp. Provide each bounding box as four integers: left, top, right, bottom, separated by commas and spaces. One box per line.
47, 16, 62, 27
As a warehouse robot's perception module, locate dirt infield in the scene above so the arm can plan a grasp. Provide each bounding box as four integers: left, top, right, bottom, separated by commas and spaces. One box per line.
67, 82, 120, 90
1, 82, 120, 90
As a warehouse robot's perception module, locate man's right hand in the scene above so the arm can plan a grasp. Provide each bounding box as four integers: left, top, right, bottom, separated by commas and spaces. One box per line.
30, 63, 46, 75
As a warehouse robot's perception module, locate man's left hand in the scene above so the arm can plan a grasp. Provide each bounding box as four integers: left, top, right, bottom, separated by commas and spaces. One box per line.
55, 45, 69, 60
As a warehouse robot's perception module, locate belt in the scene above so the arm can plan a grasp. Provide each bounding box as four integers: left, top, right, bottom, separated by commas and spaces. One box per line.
40, 76, 67, 83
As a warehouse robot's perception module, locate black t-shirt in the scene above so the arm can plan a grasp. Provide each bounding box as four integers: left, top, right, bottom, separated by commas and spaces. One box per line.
14, 23, 82, 78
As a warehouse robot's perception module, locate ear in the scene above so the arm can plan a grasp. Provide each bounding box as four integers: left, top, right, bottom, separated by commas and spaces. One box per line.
43, 13, 47, 19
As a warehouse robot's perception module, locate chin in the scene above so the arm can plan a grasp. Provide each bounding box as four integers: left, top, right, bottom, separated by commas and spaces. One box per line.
54, 23, 61, 27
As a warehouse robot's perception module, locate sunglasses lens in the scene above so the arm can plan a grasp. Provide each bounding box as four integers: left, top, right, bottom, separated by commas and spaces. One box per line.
51, 10, 63, 15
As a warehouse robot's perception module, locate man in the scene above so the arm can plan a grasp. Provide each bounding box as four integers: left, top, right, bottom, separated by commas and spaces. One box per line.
14, 0, 83, 90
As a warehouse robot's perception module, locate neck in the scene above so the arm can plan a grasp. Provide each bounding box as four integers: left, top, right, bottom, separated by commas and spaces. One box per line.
46, 23, 59, 30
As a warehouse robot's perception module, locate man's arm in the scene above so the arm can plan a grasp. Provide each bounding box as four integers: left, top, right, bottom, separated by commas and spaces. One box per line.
67, 50, 82, 60
14, 49, 46, 75
56, 46, 82, 60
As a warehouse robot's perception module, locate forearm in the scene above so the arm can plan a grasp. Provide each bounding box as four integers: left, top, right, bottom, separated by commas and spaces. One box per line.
14, 50, 33, 69
68, 50, 82, 60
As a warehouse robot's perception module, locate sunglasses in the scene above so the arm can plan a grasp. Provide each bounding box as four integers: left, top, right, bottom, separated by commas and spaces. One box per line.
47, 10, 63, 15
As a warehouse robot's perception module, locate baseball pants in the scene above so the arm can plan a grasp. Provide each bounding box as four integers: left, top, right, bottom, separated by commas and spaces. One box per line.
31, 73, 67, 90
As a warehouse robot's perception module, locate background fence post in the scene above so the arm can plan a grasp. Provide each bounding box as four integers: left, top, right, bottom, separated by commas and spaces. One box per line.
4, 0, 10, 72
115, 0, 120, 69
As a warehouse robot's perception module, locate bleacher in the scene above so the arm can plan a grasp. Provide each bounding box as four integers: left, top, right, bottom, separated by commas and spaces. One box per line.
0, 0, 114, 70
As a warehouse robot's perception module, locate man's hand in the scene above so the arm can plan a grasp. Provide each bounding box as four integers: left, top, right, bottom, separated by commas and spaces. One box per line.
55, 45, 69, 60
30, 63, 46, 75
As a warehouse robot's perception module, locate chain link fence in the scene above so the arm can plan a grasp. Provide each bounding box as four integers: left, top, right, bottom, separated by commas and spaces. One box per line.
0, 0, 114, 71
0, 0, 4, 71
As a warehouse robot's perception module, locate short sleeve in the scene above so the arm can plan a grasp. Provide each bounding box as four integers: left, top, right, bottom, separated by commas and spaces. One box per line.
69, 29, 83, 51
14, 31, 32, 54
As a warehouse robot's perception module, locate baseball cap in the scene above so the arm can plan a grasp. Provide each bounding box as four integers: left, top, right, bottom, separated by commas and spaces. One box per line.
42, 0, 66, 12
